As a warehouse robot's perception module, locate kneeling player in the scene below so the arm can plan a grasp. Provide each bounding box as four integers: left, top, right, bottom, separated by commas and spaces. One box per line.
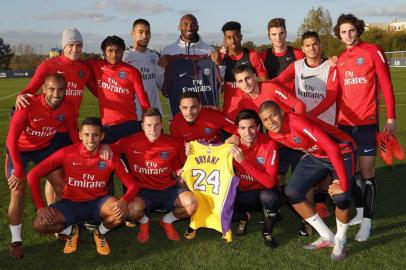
113, 108, 198, 242
28, 117, 140, 255
259, 101, 356, 261
231, 110, 281, 248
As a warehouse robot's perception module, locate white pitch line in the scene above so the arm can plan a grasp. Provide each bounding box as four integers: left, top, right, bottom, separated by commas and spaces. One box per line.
0, 92, 19, 101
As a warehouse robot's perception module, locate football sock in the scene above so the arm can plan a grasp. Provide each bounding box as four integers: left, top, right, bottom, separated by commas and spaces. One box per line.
263, 209, 279, 233
352, 172, 363, 208
98, 223, 110, 235
335, 219, 349, 242
61, 225, 72, 235
163, 212, 178, 224
305, 213, 334, 241
139, 215, 149, 224
363, 177, 376, 219
10, 224, 22, 242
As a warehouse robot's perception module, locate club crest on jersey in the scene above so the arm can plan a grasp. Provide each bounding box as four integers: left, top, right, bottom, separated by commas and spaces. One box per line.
204, 127, 212, 134
98, 160, 107, 170
118, 71, 127, 79
160, 151, 169, 159
150, 58, 156, 65
356, 57, 364, 65
256, 157, 265, 165
57, 114, 65, 122
79, 70, 85, 78
203, 68, 211, 76
293, 136, 301, 144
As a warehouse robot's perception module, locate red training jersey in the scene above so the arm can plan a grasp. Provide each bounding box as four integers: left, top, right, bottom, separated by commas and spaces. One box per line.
6, 95, 79, 179
267, 113, 355, 192
234, 133, 279, 191
86, 59, 150, 125
113, 132, 182, 190
28, 143, 139, 209
336, 40, 395, 126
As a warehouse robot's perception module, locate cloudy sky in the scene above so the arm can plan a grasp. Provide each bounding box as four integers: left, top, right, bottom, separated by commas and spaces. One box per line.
1, 0, 405, 53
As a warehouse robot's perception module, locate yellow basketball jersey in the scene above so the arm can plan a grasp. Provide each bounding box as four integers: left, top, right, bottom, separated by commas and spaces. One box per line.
182, 141, 239, 241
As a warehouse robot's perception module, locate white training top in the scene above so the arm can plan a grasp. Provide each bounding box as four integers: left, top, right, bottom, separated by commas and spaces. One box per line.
162, 35, 213, 56
123, 48, 164, 119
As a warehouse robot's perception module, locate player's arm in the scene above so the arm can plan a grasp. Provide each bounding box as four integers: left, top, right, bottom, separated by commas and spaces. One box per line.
308, 67, 339, 118
371, 46, 396, 133
272, 82, 306, 114
218, 112, 237, 134
131, 69, 151, 111
249, 51, 269, 81
271, 62, 295, 88
113, 157, 140, 203
27, 148, 66, 209
297, 118, 349, 192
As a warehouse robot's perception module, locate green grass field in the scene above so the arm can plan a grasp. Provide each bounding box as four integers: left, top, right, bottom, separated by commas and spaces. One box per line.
0, 70, 405, 270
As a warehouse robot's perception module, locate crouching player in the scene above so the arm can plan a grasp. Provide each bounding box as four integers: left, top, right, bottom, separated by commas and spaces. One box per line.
231, 110, 281, 248
258, 101, 356, 261
27, 117, 140, 255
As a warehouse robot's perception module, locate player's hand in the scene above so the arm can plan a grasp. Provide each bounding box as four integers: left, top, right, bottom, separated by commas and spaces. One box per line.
384, 119, 396, 134
158, 55, 170, 68
37, 207, 57, 225
210, 50, 222, 65
328, 56, 338, 67
225, 134, 240, 145
99, 144, 113, 160
230, 145, 245, 163
16, 94, 33, 109
7, 175, 23, 191
328, 180, 344, 197
112, 199, 128, 220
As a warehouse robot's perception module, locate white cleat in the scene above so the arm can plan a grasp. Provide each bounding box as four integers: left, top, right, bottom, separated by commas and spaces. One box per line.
349, 208, 364, 226
331, 237, 346, 262
303, 237, 334, 250
355, 218, 371, 242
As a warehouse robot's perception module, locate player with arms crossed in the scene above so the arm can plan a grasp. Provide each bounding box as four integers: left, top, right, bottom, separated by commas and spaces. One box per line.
5, 74, 79, 259
28, 117, 140, 255
333, 14, 397, 241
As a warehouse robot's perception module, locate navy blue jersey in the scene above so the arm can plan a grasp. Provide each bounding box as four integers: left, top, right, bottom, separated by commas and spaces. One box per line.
163, 55, 222, 116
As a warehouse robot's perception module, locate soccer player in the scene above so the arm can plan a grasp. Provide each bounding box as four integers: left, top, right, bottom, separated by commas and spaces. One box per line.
333, 14, 396, 241
231, 110, 281, 248
86, 35, 151, 143
27, 117, 140, 255
212, 21, 268, 120
170, 91, 236, 144
112, 108, 198, 242
123, 18, 164, 121
259, 101, 356, 261
260, 18, 304, 82
5, 74, 79, 259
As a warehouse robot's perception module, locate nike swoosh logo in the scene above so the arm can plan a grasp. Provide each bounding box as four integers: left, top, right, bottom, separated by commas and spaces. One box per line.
57, 71, 64, 74
72, 162, 82, 166
179, 72, 187, 77
241, 61, 248, 65
301, 74, 318, 80
33, 118, 45, 122
344, 158, 350, 161
364, 149, 374, 153
286, 57, 292, 61
184, 133, 192, 136
133, 150, 143, 154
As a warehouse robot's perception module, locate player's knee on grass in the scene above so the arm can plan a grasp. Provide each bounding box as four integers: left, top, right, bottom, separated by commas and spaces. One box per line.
332, 193, 351, 210
127, 197, 146, 221
176, 191, 198, 216
260, 188, 281, 212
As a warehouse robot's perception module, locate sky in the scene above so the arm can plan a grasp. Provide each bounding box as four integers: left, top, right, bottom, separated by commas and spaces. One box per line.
1, 0, 405, 54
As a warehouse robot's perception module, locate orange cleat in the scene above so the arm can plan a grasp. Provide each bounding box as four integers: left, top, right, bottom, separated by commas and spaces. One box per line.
377, 132, 393, 165
315, 203, 330, 219
10, 241, 23, 259
63, 225, 79, 254
388, 134, 404, 161
159, 219, 180, 241
137, 221, 150, 243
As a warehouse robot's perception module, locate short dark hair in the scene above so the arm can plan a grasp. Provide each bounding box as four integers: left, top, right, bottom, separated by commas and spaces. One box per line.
101, 35, 126, 52
333, 14, 365, 39
267, 18, 286, 31
232, 64, 254, 77
221, 21, 241, 33
302, 31, 320, 43
44, 73, 66, 87
259, 101, 281, 114
142, 107, 162, 121
133, 18, 150, 29
80, 117, 103, 132
179, 91, 201, 104
235, 109, 261, 126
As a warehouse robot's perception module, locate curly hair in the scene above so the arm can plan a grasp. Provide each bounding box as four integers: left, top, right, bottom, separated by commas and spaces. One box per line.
333, 14, 365, 39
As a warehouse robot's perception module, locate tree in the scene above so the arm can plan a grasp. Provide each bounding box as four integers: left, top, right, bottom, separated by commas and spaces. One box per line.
0, 37, 14, 70
297, 7, 333, 38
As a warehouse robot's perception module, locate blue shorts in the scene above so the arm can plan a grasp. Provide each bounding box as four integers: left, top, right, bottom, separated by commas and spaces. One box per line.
50, 195, 111, 227
339, 124, 378, 156
103, 120, 141, 144
138, 185, 184, 215
278, 147, 304, 175
5, 144, 60, 179
286, 153, 354, 209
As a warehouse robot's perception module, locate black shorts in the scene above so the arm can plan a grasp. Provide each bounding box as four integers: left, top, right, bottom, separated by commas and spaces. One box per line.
138, 185, 185, 215
278, 147, 304, 175
339, 124, 378, 156
103, 120, 141, 144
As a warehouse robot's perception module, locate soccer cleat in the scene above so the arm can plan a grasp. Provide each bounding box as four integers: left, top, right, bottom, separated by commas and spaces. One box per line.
234, 220, 248, 236
262, 230, 278, 249
137, 221, 150, 243
388, 134, 405, 161
303, 237, 334, 250
184, 226, 197, 240
355, 218, 371, 242
349, 210, 363, 226
299, 221, 313, 237
93, 230, 110, 255
10, 241, 23, 259
125, 221, 137, 228
331, 238, 346, 262
159, 219, 180, 241
315, 203, 330, 219
377, 132, 393, 165
63, 225, 79, 254
55, 233, 68, 241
